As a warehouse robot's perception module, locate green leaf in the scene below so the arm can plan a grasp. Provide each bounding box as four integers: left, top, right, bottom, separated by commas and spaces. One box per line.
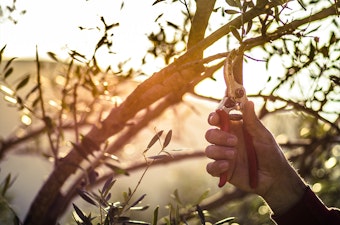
47, 51, 59, 62
230, 26, 242, 42
101, 176, 115, 198
104, 162, 129, 176
121, 219, 150, 225
225, 0, 238, 7
166, 21, 179, 30
72, 203, 92, 225
103, 153, 120, 162
224, 9, 240, 14
16, 96, 23, 109
175, 205, 180, 224
130, 194, 147, 208
25, 84, 39, 100
31, 96, 41, 108
246, 20, 253, 34
148, 154, 169, 160
0, 45, 6, 63
144, 130, 163, 153
1, 173, 16, 196
3, 57, 17, 73
152, 0, 165, 6
163, 130, 172, 149
194, 189, 210, 205
130, 205, 149, 211
77, 189, 97, 206
171, 189, 182, 205
214, 217, 235, 225
15, 74, 30, 91
297, 0, 306, 10
152, 206, 159, 225
4, 67, 13, 79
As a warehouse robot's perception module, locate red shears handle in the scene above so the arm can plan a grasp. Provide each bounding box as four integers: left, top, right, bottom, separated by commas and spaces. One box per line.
215, 109, 258, 189
215, 108, 232, 187
243, 126, 258, 189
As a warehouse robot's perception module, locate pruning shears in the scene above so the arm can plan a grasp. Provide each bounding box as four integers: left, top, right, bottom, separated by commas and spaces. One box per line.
215, 50, 258, 189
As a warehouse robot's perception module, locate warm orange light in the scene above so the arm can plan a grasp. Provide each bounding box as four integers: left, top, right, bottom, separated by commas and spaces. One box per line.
4, 95, 17, 104
21, 114, 32, 126
0, 84, 15, 96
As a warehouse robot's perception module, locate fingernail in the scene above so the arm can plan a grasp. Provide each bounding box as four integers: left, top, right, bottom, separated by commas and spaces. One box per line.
219, 161, 229, 171
208, 113, 214, 123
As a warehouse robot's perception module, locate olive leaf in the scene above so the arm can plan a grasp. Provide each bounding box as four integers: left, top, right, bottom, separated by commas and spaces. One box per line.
230, 26, 242, 42
144, 130, 163, 153
15, 74, 30, 91
162, 129, 172, 149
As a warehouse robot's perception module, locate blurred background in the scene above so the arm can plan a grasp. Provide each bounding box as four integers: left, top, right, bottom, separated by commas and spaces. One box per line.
0, 0, 339, 225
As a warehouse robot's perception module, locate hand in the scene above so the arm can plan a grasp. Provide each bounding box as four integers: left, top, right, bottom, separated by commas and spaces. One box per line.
205, 100, 307, 214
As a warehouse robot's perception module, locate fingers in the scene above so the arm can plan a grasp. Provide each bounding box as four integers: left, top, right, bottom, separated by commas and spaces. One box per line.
206, 145, 236, 160
206, 161, 230, 177
208, 112, 220, 126
205, 128, 237, 146
205, 129, 237, 178
205, 145, 235, 177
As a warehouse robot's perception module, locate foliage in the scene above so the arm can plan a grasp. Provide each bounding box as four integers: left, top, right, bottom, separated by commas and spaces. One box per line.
0, 170, 20, 225
0, 0, 26, 24
0, 0, 339, 225
72, 132, 234, 225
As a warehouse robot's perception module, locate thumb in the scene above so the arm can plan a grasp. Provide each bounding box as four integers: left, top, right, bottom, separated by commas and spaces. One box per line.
243, 101, 267, 138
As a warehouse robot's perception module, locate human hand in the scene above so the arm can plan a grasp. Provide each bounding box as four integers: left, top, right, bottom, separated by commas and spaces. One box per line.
205, 100, 306, 214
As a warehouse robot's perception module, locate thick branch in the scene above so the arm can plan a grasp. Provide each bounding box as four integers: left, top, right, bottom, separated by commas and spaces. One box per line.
243, 2, 340, 49
24, 60, 205, 225
187, 0, 216, 52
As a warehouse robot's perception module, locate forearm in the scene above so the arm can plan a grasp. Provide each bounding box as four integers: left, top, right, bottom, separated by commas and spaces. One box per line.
270, 186, 340, 225
262, 164, 340, 224
261, 164, 307, 215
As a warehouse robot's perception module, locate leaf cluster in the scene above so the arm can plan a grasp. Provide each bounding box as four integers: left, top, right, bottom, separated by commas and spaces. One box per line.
74, 177, 234, 225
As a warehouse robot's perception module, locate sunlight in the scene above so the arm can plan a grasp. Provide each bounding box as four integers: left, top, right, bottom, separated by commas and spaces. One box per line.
0, 84, 15, 96
3, 94, 17, 104
312, 183, 322, 193
0, 0, 310, 104
20, 114, 32, 126
325, 157, 337, 169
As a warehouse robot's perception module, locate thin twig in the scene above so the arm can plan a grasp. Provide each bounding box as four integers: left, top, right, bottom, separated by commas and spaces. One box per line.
179, 0, 192, 22
73, 82, 80, 144
56, 60, 73, 151
36, 46, 58, 166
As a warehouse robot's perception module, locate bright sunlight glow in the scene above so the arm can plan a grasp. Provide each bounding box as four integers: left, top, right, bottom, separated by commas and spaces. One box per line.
0, 0, 337, 117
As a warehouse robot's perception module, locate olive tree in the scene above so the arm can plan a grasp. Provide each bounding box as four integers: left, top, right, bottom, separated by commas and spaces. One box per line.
0, 0, 339, 224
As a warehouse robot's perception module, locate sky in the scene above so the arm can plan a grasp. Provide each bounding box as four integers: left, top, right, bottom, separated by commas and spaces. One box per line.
1, 0, 338, 114
0, 0, 158, 62
0, 0, 276, 107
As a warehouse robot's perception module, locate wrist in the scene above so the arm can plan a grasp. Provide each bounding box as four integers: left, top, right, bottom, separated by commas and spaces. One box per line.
262, 165, 307, 215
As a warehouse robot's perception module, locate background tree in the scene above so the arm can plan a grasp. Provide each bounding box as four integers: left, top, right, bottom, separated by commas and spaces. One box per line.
0, 0, 339, 224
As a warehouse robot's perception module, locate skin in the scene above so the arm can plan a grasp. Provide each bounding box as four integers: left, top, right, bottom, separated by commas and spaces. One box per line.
205, 100, 307, 215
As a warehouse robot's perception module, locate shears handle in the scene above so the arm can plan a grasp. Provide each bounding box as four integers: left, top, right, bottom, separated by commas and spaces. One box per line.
215, 108, 233, 187
243, 126, 258, 189
215, 109, 258, 189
